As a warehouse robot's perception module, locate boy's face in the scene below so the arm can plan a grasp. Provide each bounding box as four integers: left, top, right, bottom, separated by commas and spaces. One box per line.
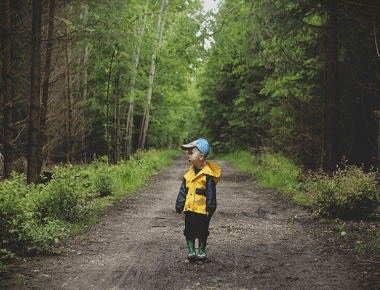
188, 147, 205, 168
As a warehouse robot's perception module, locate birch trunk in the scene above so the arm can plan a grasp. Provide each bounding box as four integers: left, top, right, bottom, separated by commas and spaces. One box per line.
124, 29, 142, 159
124, 0, 149, 159
106, 48, 116, 163
115, 68, 121, 164
138, 0, 168, 150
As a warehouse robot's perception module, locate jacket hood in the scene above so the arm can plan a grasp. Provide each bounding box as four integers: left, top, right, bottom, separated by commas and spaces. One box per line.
203, 161, 221, 178
186, 161, 221, 184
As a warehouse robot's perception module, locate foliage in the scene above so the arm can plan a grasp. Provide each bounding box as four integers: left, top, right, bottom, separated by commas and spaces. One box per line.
34, 164, 92, 222
0, 149, 179, 264
0, 173, 34, 252
216, 151, 256, 173
217, 151, 380, 219
93, 156, 115, 196
254, 153, 303, 196
307, 164, 380, 219
199, 0, 380, 171
216, 151, 305, 202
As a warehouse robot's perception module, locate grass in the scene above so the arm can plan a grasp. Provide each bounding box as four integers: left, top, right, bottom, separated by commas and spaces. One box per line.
216, 151, 310, 205
0, 148, 181, 280
216, 150, 380, 259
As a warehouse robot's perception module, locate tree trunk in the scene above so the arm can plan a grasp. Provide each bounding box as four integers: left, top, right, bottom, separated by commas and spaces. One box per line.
81, 5, 89, 163
106, 48, 116, 163
39, 0, 55, 172
2, 0, 13, 179
124, 1, 149, 159
28, 0, 42, 184
114, 68, 121, 164
124, 26, 145, 159
64, 2, 74, 164
138, 0, 168, 150
325, 0, 341, 172
378, 97, 380, 171
124, 86, 134, 159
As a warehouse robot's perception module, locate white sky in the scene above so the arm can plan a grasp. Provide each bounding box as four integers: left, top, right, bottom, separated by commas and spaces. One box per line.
202, 0, 219, 12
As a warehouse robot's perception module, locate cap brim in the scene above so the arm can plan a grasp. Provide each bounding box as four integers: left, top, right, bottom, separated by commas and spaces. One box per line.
181, 144, 195, 150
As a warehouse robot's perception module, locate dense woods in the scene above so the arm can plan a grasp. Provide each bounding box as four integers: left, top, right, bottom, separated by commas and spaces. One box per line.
3, 1, 380, 277
2, 0, 380, 183
200, 0, 380, 172
0, 0, 206, 183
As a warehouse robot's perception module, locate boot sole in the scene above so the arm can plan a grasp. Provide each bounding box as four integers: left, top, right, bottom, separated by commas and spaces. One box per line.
187, 255, 196, 263
197, 255, 207, 262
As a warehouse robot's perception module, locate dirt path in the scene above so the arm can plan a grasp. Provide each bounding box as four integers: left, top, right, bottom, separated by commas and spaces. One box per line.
14, 155, 379, 289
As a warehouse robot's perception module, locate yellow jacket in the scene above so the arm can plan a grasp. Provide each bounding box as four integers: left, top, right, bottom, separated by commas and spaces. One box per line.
176, 161, 221, 215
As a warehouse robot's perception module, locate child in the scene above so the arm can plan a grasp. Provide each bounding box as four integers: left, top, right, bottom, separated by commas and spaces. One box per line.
175, 138, 221, 262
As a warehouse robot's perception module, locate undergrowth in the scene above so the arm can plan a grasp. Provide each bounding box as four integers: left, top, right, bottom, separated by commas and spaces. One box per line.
216, 151, 380, 257
0, 149, 180, 276
217, 151, 304, 202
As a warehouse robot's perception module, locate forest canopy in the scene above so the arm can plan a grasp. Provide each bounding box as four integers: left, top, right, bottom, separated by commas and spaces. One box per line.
199, 0, 380, 172
0, 0, 208, 183
1, 0, 380, 183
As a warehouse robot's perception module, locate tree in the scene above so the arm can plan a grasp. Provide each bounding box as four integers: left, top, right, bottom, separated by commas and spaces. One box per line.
138, 0, 169, 150
28, 0, 43, 184
39, 0, 56, 172
114, 65, 121, 164
324, 0, 341, 171
1, 0, 13, 178
125, 8, 147, 159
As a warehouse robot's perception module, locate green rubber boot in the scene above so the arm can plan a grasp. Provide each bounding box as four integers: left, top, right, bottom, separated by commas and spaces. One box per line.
186, 239, 196, 262
197, 240, 207, 260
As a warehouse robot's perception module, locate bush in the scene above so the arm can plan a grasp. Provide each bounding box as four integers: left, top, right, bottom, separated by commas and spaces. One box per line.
0, 149, 179, 259
93, 156, 114, 196
307, 165, 380, 219
34, 164, 90, 223
23, 218, 69, 247
0, 173, 33, 251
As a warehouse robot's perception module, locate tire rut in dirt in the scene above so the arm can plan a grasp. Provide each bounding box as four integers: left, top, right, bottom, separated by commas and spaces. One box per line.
109, 241, 166, 289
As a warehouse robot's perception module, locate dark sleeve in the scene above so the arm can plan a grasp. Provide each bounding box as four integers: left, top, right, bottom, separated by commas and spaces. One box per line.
206, 176, 217, 215
175, 178, 187, 213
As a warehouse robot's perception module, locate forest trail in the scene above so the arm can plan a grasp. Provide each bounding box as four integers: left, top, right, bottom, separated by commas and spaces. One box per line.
15, 155, 379, 290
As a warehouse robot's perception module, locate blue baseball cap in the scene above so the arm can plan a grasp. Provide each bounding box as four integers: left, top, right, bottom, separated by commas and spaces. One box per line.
181, 138, 210, 157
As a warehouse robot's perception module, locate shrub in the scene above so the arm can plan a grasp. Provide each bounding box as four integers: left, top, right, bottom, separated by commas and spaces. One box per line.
307, 165, 380, 219
93, 167, 114, 196
34, 165, 89, 223
23, 218, 68, 247
0, 173, 33, 251
0, 149, 179, 258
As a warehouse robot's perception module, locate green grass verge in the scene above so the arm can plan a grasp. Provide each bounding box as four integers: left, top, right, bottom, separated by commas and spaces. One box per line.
216, 151, 310, 206
0, 149, 181, 279
216, 150, 380, 258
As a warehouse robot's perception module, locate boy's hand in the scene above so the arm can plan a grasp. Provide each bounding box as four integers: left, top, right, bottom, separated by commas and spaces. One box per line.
206, 212, 210, 218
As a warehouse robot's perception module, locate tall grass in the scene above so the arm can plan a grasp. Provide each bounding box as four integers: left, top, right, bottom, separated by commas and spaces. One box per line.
217, 151, 305, 202
216, 151, 256, 173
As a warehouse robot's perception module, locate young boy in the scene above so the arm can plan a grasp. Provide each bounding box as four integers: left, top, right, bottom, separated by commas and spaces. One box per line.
175, 138, 221, 262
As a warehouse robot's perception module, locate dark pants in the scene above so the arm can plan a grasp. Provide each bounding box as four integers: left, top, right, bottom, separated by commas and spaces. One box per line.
184, 211, 211, 241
